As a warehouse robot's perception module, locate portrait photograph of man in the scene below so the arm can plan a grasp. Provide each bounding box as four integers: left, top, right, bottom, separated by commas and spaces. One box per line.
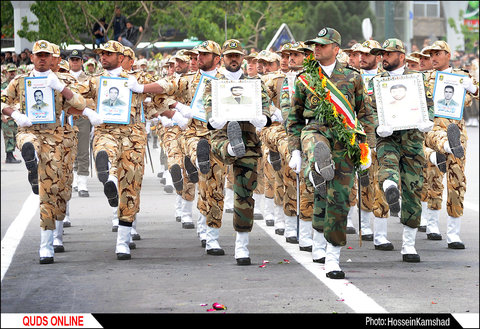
25, 77, 56, 123
102, 86, 126, 108
221, 85, 253, 105
97, 76, 132, 124
432, 72, 466, 120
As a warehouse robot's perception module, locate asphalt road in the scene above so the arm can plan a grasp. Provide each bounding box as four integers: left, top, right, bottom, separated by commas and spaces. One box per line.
1, 127, 478, 323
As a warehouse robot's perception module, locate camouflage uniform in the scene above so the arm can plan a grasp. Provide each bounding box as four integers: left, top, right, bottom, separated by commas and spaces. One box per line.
1, 64, 20, 160
421, 41, 479, 248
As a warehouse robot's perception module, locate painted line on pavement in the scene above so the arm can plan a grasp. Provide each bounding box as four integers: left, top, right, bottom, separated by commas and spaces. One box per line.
1, 193, 39, 282
254, 219, 388, 313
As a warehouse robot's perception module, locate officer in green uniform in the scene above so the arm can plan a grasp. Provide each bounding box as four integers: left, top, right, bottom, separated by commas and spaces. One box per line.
367, 38, 435, 263
287, 28, 373, 279
1, 63, 21, 163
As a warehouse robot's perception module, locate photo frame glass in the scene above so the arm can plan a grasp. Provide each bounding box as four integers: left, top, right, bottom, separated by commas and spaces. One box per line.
191, 73, 217, 122
373, 73, 429, 131
211, 79, 262, 122
432, 71, 466, 121
24, 77, 56, 124
97, 76, 132, 124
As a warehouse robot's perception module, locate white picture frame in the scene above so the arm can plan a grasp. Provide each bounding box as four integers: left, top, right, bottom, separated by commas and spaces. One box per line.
432, 71, 466, 121
211, 79, 262, 122
373, 73, 429, 131
191, 73, 217, 122
362, 73, 375, 96
97, 76, 132, 125
24, 77, 56, 124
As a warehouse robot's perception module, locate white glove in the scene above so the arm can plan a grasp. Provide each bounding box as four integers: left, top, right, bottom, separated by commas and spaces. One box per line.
288, 150, 302, 174
418, 120, 434, 133
376, 125, 393, 137
127, 76, 144, 93
249, 114, 268, 128
461, 76, 478, 94
160, 116, 174, 128
145, 121, 151, 134
46, 72, 65, 92
11, 110, 32, 127
360, 146, 372, 170
175, 102, 193, 119
82, 108, 103, 126
271, 108, 284, 123
208, 117, 227, 130
429, 152, 437, 165
172, 111, 189, 130
150, 117, 160, 125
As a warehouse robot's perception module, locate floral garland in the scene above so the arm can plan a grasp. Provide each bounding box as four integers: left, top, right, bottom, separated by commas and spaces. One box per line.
302, 54, 369, 169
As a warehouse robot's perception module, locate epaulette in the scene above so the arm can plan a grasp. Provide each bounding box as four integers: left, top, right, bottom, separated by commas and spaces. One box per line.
345, 64, 360, 74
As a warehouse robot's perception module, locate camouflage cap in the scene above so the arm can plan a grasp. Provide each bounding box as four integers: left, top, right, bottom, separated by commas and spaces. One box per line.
172, 49, 190, 62
136, 58, 148, 67
406, 55, 419, 64
58, 59, 70, 71
50, 43, 61, 58
32, 40, 53, 54
85, 58, 97, 67
222, 39, 244, 55
184, 46, 199, 56
410, 48, 430, 59
371, 38, 406, 55
245, 52, 258, 60
276, 42, 293, 54
6, 63, 17, 72
343, 43, 363, 54
269, 51, 281, 62
256, 50, 274, 62
357, 40, 382, 54
93, 40, 125, 54
305, 27, 341, 46
123, 46, 136, 60
423, 40, 451, 54
289, 41, 309, 53
196, 40, 221, 56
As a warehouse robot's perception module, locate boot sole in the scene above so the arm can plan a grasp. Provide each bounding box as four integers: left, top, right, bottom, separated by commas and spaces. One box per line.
169, 164, 183, 192
310, 171, 327, 197
95, 150, 109, 184
435, 152, 447, 173
184, 156, 199, 183
104, 180, 118, 207
269, 151, 282, 171
385, 185, 400, 214
196, 139, 211, 174
313, 141, 335, 181
227, 121, 245, 157
21, 143, 39, 194
447, 124, 464, 158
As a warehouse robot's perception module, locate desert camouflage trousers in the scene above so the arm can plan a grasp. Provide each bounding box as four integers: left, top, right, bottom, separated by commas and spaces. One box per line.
376, 130, 425, 228
16, 126, 77, 230
92, 123, 146, 223
156, 124, 195, 202
301, 123, 355, 246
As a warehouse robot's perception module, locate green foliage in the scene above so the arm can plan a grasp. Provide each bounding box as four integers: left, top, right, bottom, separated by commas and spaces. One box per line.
1, 0, 14, 39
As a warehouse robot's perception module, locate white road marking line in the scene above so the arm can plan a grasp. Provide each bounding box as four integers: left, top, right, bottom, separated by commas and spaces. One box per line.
255, 219, 388, 313
1, 193, 39, 282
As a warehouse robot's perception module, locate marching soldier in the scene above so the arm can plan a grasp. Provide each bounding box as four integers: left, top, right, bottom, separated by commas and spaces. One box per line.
422, 41, 478, 249
287, 28, 373, 279
204, 39, 272, 265
0, 40, 100, 264
368, 38, 435, 262
1, 63, 22, 164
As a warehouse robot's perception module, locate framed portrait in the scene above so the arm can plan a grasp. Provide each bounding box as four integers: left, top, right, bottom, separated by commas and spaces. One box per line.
191, 73, 217, 122
97, 76, 132, 124
432, 71, 466, 121
211, 79, 262, 122
373, 73, 429, 131
24, 77, 56, 124
361, 73, 375, 95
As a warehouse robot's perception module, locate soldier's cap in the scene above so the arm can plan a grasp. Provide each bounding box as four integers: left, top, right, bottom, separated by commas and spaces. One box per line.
256, 50, 274, 62
85, 58, 97, 66
276, 42, 293, 54
123, 47, 136, 60
409, 49, 430, 59
69, 49, 83, 60
196, 40, 221, 56
423, 40, 451, 55
172, 49, 191, 62
406, 55, 419, 64
371, 38, 405, 55
305, 27, 341, 46
93, 40, 125, 54
245, 52, 258, 60
298, 43, 314, 53
343, 43, 363, 54
288, 41, 309, 54
137, 58, 148, 66
222, 39, 244, 55
32, 40, 54, 54
6, 63, 17, 72
51, 43, 61, 58
184, 46, 199, 56
58, 59, 70, 71
357, 40, 382, 54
